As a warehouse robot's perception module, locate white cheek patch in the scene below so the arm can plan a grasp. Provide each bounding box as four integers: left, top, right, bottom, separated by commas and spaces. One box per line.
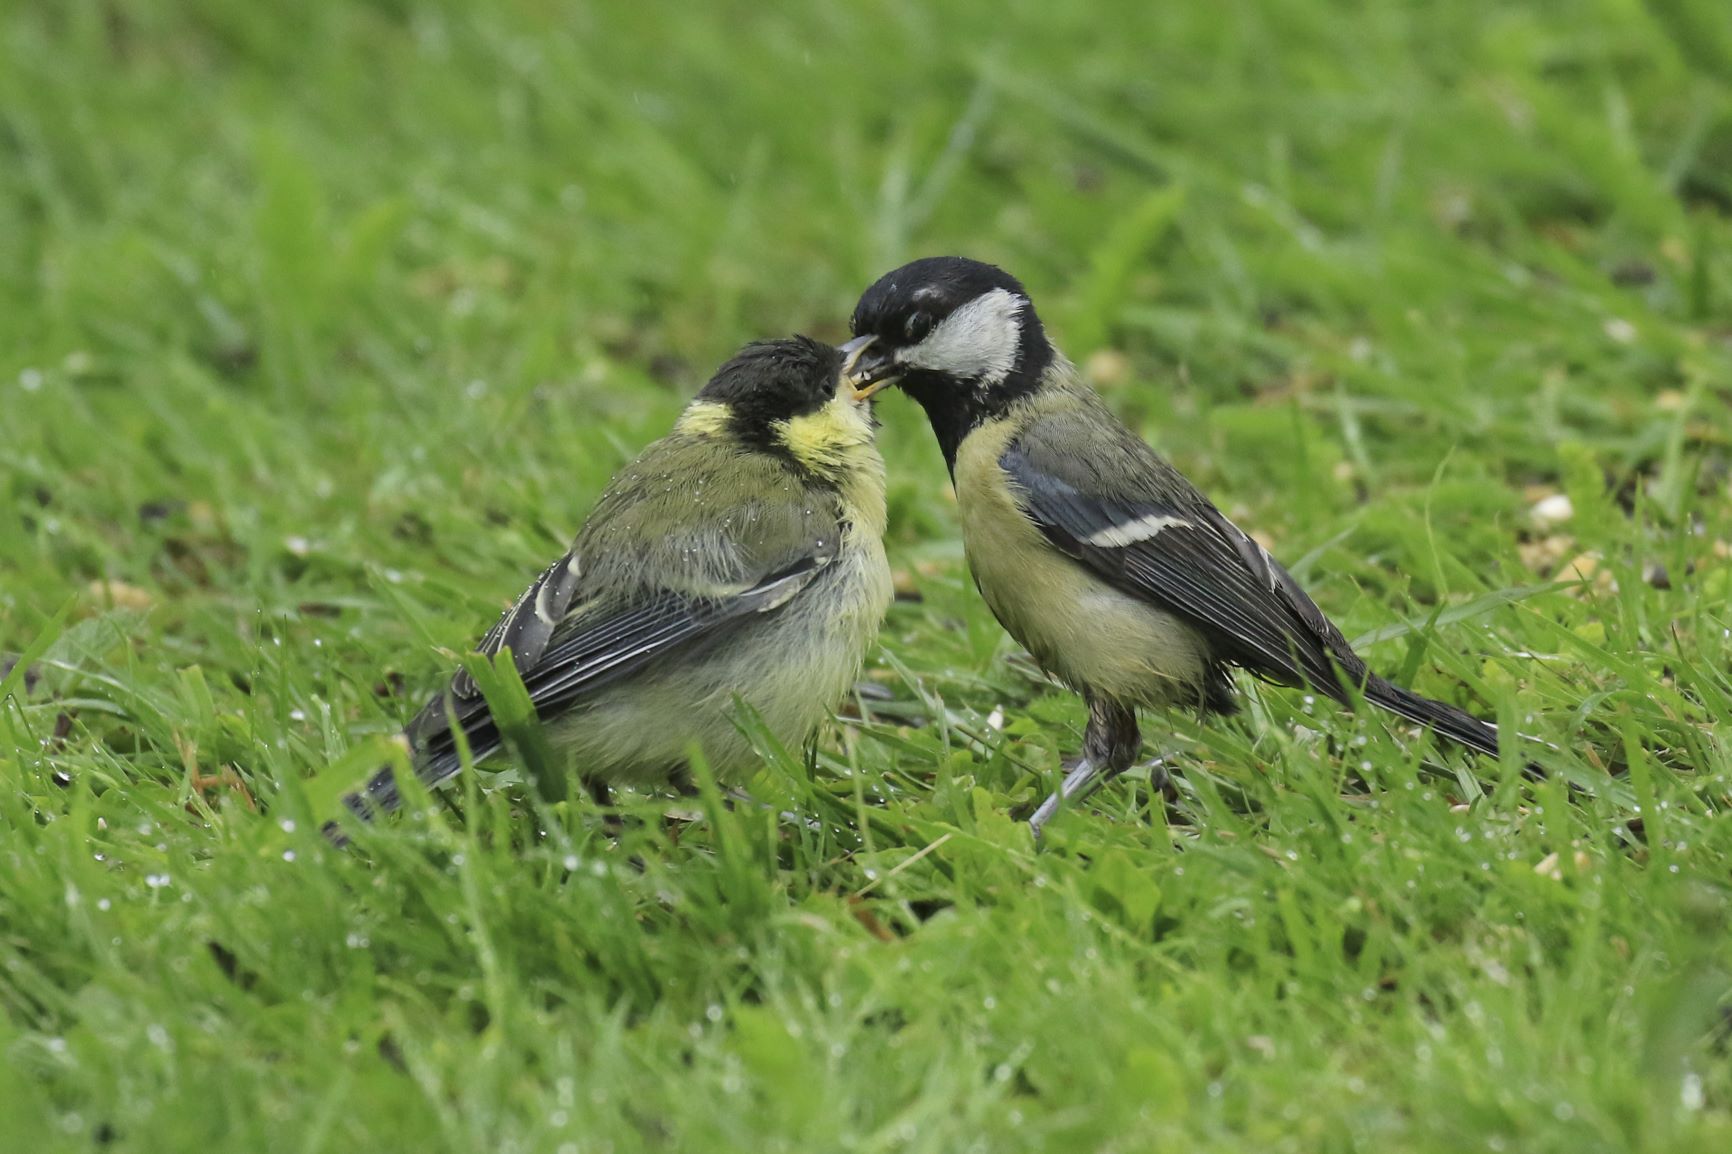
899, 288, 1025, 385
1084, 513, 1191, 548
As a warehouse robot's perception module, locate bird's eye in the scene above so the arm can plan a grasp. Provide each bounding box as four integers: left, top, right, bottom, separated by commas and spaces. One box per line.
904, 310, 935, 343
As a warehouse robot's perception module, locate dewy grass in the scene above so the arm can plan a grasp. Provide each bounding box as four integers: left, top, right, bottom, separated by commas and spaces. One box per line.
3, 1, 1730, 1150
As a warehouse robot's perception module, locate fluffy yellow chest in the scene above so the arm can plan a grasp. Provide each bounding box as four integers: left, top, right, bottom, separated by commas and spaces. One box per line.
775, 400, 888, 538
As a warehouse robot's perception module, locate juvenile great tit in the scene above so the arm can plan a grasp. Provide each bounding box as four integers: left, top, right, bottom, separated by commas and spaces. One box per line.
845, 256, 1516, 836
331, 336, 893, 839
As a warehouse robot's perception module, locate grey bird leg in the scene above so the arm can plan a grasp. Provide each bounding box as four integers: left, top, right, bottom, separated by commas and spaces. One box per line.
1029, 698, 1141, 839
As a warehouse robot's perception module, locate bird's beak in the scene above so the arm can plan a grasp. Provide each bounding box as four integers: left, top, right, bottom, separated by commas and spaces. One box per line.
839, 334, 897, 401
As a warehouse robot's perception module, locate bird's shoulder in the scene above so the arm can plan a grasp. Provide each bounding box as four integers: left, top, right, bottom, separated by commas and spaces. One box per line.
573, 431, 845, 602
442, 432, 845, 703
993, 376, 1360, 690
997, 375, 1206, 512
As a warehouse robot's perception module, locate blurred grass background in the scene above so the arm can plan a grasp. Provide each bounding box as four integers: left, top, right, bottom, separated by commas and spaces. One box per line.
3, 0, 1731, 1150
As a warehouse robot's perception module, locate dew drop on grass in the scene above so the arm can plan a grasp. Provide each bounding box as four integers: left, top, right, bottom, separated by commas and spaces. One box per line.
283, 850, 296, 862
1682, 1072, 1705, 1111
705, 1004, 724, 1023
145, 874, 170, 889
279, 819, 296, 833
562, 854, 579, 871
97, 898, 111, 911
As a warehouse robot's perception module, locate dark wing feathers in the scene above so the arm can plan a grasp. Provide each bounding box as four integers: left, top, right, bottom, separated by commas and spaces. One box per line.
1000, 423, 1505, 761
514, 557, 824, 716
324, 435, 855, 841
342, 556, 830, 825
449, 552, 585, 700
1000, 439, 1368, 701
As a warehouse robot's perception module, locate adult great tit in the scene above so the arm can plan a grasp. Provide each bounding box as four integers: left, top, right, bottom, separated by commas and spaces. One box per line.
846, 256, 1518, 836
330, 336, 893, 840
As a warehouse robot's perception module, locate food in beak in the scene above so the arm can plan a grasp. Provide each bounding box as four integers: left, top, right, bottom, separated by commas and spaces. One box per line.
849, 377, 891, 402
838, 334, 890, 402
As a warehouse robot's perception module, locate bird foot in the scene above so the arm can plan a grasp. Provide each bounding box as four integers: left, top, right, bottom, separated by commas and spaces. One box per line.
1145, 756, 1179, 805
1029, 755, 1177, 840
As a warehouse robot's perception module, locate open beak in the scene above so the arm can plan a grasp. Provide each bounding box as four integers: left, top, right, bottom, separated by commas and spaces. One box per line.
839, 334, 897, 401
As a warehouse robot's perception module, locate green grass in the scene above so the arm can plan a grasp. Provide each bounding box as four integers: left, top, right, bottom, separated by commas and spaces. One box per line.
4, 0, 1732, 1149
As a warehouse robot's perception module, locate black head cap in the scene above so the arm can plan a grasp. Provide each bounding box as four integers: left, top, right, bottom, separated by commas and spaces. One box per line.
850, 257, 1033, 343
695, 336, 842, 447
849, 257, 1054, 467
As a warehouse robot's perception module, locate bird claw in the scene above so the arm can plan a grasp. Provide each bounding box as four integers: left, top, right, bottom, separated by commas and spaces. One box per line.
1028, 755, 1177, 839
1029, 756, 1109, 839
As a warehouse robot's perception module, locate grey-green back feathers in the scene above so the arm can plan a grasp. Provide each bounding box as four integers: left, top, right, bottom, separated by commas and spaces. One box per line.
850, 256, 1509, 772
333, 337, 892, 835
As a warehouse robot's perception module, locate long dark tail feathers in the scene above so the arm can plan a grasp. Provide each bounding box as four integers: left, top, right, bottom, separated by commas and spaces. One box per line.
1362, 675, 1501, 759
321, 720, 503, 847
